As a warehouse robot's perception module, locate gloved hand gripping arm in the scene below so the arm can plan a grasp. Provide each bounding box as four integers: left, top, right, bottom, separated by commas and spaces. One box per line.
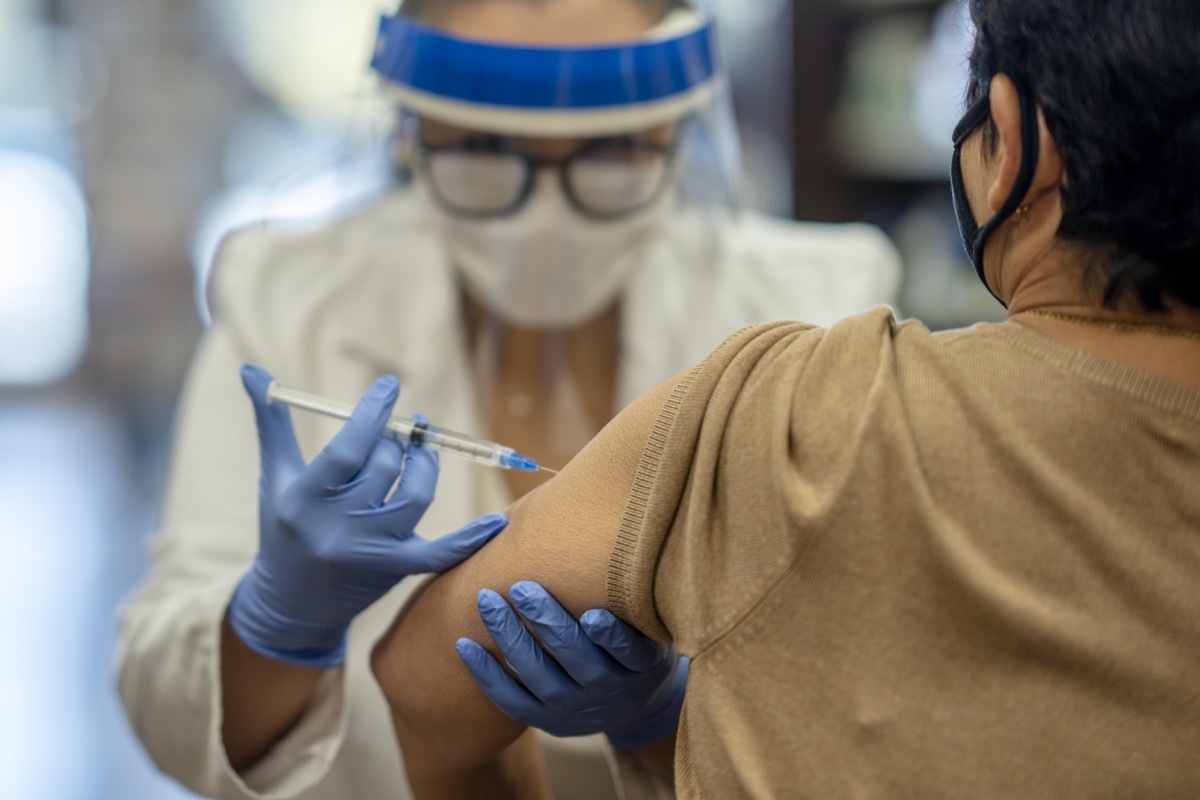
221, 365, 507, 769
457, 581, 687, 751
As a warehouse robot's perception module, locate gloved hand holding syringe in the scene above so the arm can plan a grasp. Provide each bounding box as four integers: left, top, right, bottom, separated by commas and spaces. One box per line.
230, 365, 515, 669
267, 382, 558, 474
237, 367, 684, 749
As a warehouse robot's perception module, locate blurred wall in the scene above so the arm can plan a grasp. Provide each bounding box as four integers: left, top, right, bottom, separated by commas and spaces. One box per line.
67, 0, 255, 458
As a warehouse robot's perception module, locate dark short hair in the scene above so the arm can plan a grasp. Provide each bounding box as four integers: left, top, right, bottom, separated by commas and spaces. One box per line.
968, 0, 1200, 311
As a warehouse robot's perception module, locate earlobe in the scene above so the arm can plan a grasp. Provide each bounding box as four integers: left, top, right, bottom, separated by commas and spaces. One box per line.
986, 73, 1064, 213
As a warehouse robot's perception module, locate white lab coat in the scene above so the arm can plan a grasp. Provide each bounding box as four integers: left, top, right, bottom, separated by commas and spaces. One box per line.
116, 190, 900, 800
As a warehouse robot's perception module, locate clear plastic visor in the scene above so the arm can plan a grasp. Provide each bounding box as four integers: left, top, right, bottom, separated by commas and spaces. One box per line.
371, 8, 722, 137
374, 7, 741, 216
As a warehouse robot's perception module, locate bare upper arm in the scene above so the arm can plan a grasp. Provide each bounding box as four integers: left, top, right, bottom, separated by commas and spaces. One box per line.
370, 373, 683, 775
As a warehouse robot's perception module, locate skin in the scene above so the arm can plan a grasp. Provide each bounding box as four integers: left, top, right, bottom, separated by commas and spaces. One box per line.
370, 73, 1200, 797
220, 615, 325, 770
419, 119, 677, 159
431, 0, 658, 45
220, 0, 674, 775
461, 296, 621, 499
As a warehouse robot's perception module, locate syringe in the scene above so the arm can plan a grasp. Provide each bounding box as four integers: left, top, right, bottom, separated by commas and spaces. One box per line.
266, 382, 557, 474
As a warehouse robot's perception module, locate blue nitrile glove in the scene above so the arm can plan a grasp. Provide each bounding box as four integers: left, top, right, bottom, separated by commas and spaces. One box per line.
229, 364, 508, 669
456, 581, 688, 750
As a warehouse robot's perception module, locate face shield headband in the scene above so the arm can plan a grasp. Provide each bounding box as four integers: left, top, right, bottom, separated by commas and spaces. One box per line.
950, 76, 1040, 307
369, 10, 722, 137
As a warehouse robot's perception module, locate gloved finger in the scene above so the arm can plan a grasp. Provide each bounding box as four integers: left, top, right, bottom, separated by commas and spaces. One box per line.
377, 439, 439, 521
377, 513, 508, 574
579, 609, 671, 674
508, 582, 616, 688
240, 364, 304, 478
455, 638, 549, 726
304, 376, 399, 490
343, 435, 407, 505
477, 588, 582, 708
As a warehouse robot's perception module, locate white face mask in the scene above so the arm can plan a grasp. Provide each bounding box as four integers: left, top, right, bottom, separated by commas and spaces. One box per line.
430, 172, 673, 329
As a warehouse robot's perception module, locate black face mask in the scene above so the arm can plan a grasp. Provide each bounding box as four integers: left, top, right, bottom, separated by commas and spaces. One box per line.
949, 77, 1041, 307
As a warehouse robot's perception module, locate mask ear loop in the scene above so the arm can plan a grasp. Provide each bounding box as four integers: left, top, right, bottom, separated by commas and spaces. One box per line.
952, 94, 992, 147
955, 77, 1042, 307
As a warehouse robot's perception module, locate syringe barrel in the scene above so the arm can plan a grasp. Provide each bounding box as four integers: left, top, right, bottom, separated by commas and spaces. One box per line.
386, 419, 510, 468
266, 382, 536, 471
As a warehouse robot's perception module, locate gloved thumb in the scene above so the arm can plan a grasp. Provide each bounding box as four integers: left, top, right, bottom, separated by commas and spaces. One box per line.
395, 513, 508, 575
240, 364, 304, 482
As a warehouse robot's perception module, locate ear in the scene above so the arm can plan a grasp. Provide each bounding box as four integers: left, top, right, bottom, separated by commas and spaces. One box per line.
986, 73, 1064, 214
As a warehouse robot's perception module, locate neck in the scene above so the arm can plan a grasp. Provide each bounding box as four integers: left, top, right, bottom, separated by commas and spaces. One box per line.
462, 293, 621, 493
462, 294, 621, 393
1003, 250, 1200, 390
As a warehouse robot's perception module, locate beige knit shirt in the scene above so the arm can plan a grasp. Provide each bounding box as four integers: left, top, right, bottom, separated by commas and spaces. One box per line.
609, 306, 1200, 799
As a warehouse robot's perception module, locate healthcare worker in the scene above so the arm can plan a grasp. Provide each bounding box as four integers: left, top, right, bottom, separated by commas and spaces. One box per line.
116, 1, 901, 799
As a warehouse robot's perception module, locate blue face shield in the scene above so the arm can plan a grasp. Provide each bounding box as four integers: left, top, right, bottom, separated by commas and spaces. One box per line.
949, 77, 1041, 307
369, 9, 721, 138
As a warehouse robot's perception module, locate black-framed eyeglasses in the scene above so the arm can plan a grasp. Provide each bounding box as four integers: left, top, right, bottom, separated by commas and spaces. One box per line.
417, 135, 677, 221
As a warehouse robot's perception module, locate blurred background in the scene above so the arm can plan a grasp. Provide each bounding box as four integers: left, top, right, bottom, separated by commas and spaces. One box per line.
0, 0, 995, 797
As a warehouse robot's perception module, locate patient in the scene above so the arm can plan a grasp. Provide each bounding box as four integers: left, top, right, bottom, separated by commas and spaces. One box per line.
372, 0, 1200, 796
